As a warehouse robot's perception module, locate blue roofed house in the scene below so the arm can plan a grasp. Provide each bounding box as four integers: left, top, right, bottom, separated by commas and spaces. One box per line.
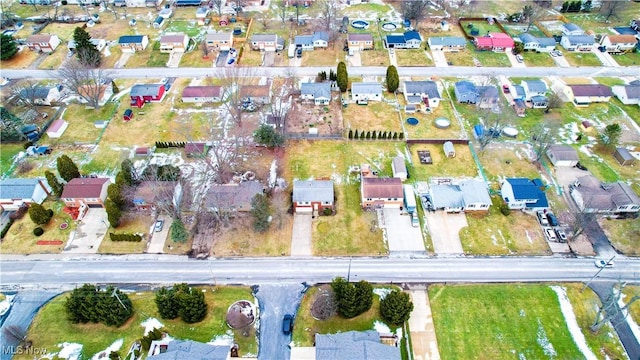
402, 81, 441, 110
500, 178, 549, 211
427, 36, 467, 51
560, 35, 595, 51
0, 178, 50, 211
301, 82, 331, 105
19, 86, 61, 106
430, 179, 492, 212
147, 339, 230, 360
292, 180, 334, 214
562, 23, 585, 36
118, 35, 149, 53
294, 31, 329, 51
385, 31, 422, 49
521, 80, 548, 100
351, 82, 383, 102
517, 33, 556, 52
511, 85, 526, 100
314, 331, 400, 360
454, 81, 479, 104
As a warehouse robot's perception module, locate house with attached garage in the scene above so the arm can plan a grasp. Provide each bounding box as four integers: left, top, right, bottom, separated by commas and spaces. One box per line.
454, 81, 479, 104
240, 84, 272, 104
250, 34, 285, 52
147, 339, 230, 359
132, 181, 181, 211
205, 181, 264, 213
294, 31, 329, 50
360, 164, 403, 209
561, 23, 584, 36
195, 7, 209, 25
599, 34, 638, 54
347, 33, 374, 51
427, 36, 467, 51
26, 34, 60, 53
560, 35, 595, 51
300, 82, 331, 105
546, 145, 579, 167
61, 177, 111, 208
429, 179, 492, 212
385, 31, 422, 49
402, 81, 441, 110
68, 38, 106, 52
0, 178, 50, 211
570, 175, 640, 214
500, 178, 549, 211
568, 84, 612, 106
520, 80, 548, 100
130, 84, 166, 108
182, 86, 223, 103
312, 331, 400, 360
611, 83, 640, 105
292, 180, 335, 215
19, 86, 61, 106
530, 95, 549, 108
118, 35, 149, 53
205, 32, 234, 51
473, 33, 514, 52
159, 33, 189, 53
517, 33, 556, 52
351, 82, 383, 102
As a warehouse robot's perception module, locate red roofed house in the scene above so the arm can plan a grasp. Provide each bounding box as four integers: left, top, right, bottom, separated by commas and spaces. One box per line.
182, 86, 223, 103
46, 119, 68, 138
61, 178, 111, 208
130, 84, 166, 108
26, 34, 61, 53
473, 33, 514, 52
599, 34, 638, 54
360, 164, 404, 210
569, 85, 612, 106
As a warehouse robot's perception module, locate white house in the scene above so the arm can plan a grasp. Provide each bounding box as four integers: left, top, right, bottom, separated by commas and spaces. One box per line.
351, 82, 382, 102
500, 178, 549, 211
561, 23, 584, 36
19, 86, 61, 106
612, 83, 640, 105
546, 145, 579, 167
0, 178, 50, 211
159, 33, 189, 53
560, 35, 595, 51
427, 36, 467, 51
67, 38, 106, 52
403, 81, 441, 109
294, 31, 329, 51
520, 80, 547, 100
429, 179, 491, 212
205, 32, 234, 51
26, 34, 61, 53
300, 82, 331, 105
517, 33, 556, 52
250, 34, 285, 52
569, 84, 612, 106
600, 34, 638, 54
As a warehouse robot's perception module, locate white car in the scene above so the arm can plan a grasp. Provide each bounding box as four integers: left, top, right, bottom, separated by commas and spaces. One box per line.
544, 228, 557, 241
515, 54, 524, 63
595, 259, 614, 268
537, 211, 549, 226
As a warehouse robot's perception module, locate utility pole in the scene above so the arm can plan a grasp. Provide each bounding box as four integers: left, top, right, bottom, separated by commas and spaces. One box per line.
347, 257, 352, 282
581, 255, 616, 293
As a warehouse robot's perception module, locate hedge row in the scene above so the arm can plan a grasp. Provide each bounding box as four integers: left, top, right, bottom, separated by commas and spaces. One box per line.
0, 220, 14, 239
109, 233, 143, 242
155, 141, 186, 149
348, 130, 404, 140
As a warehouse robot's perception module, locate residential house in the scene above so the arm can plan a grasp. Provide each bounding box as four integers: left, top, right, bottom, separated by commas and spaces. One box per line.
205, 181, 264, 212
513, 98, 526, 117
130, 84, 166, 108
600, 34, 638, 53
571, 175, 640, 214
517, 33, 556, 52
511, 85, 526, 100
182, 86, 223, 103
0, 178, 49, 211
562, 23, 585, 36
351, 82, 383, 102
391, 156, 407, 181
118, 35, 149, 53
402, 81, 441, 110
560, 35, 595, 51
454, 81, 479, 104
292, 180, 334, 214
46, 119, 68, 138
500, 178, 549, 211
26, 34, 60, 53
19, 86, 61, 106
521, 80, 548, 100
569, 84, 612, 106
132, 181, 180, 211
473, 33, 514, 52
250, 34, 285, 52
77, 82, 113, 107
347, 33, 374, 51
314, 331, 400, 360
184, 142, 208, 157
294, 31, 329, 50
546, 145, 579, 167
430, 179, 491, 212
174, 0, 203, 5
613, 147, 636, 166
114, 0, 161, 7
61, 177, 111, 208
195, 7, 210, 25
300, 82, 331, 105
530, 95, 549, 108
427, 36, 467, 51
147, 339, 230, 360
477, 85, 499, 109
205, 32, 233, 51
360, 176, 403, 209
240, 84, 271, 104
385, 31, 422, 49
612, 83, 640, 105
159, 33, 189, 53
632, 19, 640, 32
67, 38, 106, 52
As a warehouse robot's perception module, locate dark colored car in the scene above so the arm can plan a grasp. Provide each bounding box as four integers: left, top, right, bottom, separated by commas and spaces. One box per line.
575, 162, 588, 171
282, 314, 293, 335
546, 213, 558, 227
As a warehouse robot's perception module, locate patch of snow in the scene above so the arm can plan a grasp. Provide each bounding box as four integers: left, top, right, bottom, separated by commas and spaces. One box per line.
617, 291, 640, 342
373, 320, 391, 334
536, 318, 557, 357
210, 330, 235, 345
373, 287, 393, 300
57, 342, 83, 360
141, 318, 164, 336
491, 234, 498, 246
550, 286, 597, 360
525, 230, 533, 244
91, 339, 123, 360
520, 309, 526, 317
268, 159, 278, 188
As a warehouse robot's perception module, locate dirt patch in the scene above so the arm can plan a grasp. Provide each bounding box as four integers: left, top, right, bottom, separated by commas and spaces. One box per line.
311, 285, 336, 320
226, 300, 256, 329
569, 234, 596, 256
286, 96, 344, 137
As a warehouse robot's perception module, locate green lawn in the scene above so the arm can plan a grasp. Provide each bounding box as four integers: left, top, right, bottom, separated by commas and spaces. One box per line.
0, 143, 24, 177
594, 77, 626, 87
612, 52, 640, 66
164, 20, 207, 38
15, 286, 257, 360
429, 283, 625, 360
443, 49, 476, 66
563, 51, 602, 67
459, 21, 503, 37
403, 101, 463, 139
599, 218, 640, 256
408, 143, 478, 181
341, 3, 392, 18
343, 101, 402, 133
395, 49, 432, 66
522, 51, 557, 67
473, 50, 511, 67
53, 103, 118, 145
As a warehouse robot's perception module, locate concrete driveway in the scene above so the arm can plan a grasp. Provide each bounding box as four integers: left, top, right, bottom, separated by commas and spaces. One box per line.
291, 214, 312, 256
431, 50, 448, 67
64, 208, 108, 254
166, 51, 183, 68
407, 286, 440, 360
388, 49, 398, 67
505, 51, 526, 68
146, 215, 171, 253
551, 53, 571, 67
591, 48, 618, 67
425, 212, 466, 254
347, 51, 362, 66
382, 208, 425, 253
263, 51, 276, 66
114, 52, 132, 69
289, 56, 302, 67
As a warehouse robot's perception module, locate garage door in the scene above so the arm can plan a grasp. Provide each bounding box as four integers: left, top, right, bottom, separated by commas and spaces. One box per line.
88, 204, 104, 208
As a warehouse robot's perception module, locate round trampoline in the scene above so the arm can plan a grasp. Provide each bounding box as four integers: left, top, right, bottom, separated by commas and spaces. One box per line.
434, 118, 451, 129
381, 22, 398, 31
502, 127, 519, 138
406, 117, 419, 126
351, 20, 370, 29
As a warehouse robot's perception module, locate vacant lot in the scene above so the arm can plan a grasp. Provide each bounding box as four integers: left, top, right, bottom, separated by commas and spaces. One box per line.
212, 214, 293, 256
360, 50, 391, 66
408, 143, 478, 181
395, 49, 432, 66
599, 218, 640, 256
343, 101, 402, 133
287, 99, 344, 137
14, 286, 257, 360
98, 213, 151, 254
478, 145, 541, 183
563, 52, 602, 67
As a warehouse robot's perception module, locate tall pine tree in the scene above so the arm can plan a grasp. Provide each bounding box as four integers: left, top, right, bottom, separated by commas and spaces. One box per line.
336, 61, 348, 93
56, 155, 80, 182
45, 170, 64, 197
386, 65, 399, 93
73, 27, 101, 67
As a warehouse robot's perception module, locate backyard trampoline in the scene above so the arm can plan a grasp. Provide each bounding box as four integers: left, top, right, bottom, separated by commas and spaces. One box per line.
434, 118, 451, 129
407, 117, 419, 125
351, 20, 370, 29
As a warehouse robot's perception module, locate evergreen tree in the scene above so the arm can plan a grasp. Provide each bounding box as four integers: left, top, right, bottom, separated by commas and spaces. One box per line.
582, 0, 592, 12
359, 130, 365, 140
170, 218, 188, 243
28, 203, 52, 225
0, 107, 25, 142
599, 123, 622, 148
380, 290, 414, 325
73, 27, 101, 67
329, 69, 337, 82
385, 65, 399, 93
178, 288, 208, 323
399, 132, 404, 140
254, 124, 284, 147
372, 131, 377, 140
331, 277, 373, 318
366, 131, 371, 140
0, 34, 18, 61
337, 283, 360, 318
45, 170, 64, 197
107, 183, 125, 209
354, 129, 359, 139
354, 280, 373, 315
155, 287, 180, 319
348, 129, 353, 139
56, 155, 80, 182
560, 1, 569, 12
393, 132, 398, 140
250, 193, 271, 232
120, 159, 135, 186
65, 284, 133, 327
336, 61, 348, 92
105, 199, 122, 227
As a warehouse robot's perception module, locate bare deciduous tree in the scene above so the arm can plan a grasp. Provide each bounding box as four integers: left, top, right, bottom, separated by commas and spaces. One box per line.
401, 0, 429, 29
58, 59, 112, 109
560, 206, 590, 243
211, 0, 223, 16
319, 0, 338, 31
216, 66, 261, 128
11, 81, 48, 111
530, 122, 556, 162
599, 0, 628, 23
522, 3, 544, 33
273, 0, 288, 25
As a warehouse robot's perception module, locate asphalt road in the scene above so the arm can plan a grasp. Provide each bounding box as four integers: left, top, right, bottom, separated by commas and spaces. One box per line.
1, 257, 639, 288
1, 65, 638, 80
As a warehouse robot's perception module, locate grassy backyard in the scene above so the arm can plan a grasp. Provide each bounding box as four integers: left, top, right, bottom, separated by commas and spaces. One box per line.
408, 143, 479, 181
599, 218, 640, 256
51, 103, 118, 145
343, 101, 402, 133
478, 146, 542, 183
403, 101, 464, 140
14, 286, 257, 360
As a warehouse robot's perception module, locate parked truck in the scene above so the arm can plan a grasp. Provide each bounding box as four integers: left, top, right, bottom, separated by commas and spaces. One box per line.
403, 185, 419, 227
288, 44, 295, 58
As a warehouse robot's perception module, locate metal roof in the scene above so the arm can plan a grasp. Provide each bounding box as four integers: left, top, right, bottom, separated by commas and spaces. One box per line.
352, 82, 382, 95
118, 35, 146, 44
0, 178, 44, 200
428, 36, 467, 46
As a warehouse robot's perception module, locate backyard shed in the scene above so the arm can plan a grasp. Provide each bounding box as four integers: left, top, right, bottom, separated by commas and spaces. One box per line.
391, 156, 407, 181
123, 109, 134, 121
46, 119, 68, 138
443, 141, 455, 158
613, 147, 635, 166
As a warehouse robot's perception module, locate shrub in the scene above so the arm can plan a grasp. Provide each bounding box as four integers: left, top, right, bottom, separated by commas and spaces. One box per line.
323, 208, 333, 216
109, 233, 143, 242
33, 227, 44, 236
47, 209, 54, 217
380, 290, 414, 325
1, 220, 15, 239
499, 203, 511, 216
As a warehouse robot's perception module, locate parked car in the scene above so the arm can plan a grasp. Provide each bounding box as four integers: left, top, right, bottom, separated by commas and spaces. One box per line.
227, 58, 235, 65
546, 213, 558, 227
282, 314, 293, 335
536, 210, 549, 226
154, 219, 164, 232
502, 84, 510, 94
551, 50, 563, 57
515, 54, 524, 63
544, 228, 557, 241
575, 162, 588, 171
555, 229, 567, 242
595, 259, 614, 268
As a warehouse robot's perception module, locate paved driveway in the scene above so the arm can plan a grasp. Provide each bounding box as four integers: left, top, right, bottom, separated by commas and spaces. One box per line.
505, 51, 526, 68
147, 215, 171, 253
388, 49, 398, 67
431, 50, 448, 67
407, 286, 440, 360
263, 51, 276, 66
347, 51, 362, 66
382, 209, 425, 253
114, 52, 132, 68
167, 51, 183, 68
552, 53, 571, 67
64, 208, 108, 254
591, 48, 618, 67
290, 214, 312, 256
425, 212, 466, 254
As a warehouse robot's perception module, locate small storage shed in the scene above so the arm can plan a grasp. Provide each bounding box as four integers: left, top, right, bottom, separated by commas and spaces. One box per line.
123, 109, 134, 121
391, 156, 407, 181
46, 119, 68, 138
613, 147, 635, 166
135, 146, 152, 157
153, 16, 165, 29
443, 141, 455, 158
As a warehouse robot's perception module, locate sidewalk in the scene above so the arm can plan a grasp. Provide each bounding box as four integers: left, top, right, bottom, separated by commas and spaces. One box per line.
407, 286, 440, 360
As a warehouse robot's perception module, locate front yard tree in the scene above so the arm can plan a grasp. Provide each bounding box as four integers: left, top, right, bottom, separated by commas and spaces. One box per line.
336, 61, 348, 93
380, 290, 414, 325
45, 170, 64, 197
155, 284, 207, 323
331, 277, 373, 318
120, 159, 136, 186
65, 284, 133, 327
105, 199, 122, 227
531, 122, 555, 162
155, 287, 180, 319
107, 183, 125, 209
0, 106, 25, 142
170, 218, 189, 243
254, 124, 284, 147
386, 65, 399, 93
28, 203, 52, 225
73, 27, 101, 67
250, 193, 271, 232
598, 123, 621, 148
56, 154, 81, 182
354, 280, 373, 315
58, 59, 111, 109
0, 34, 18, 60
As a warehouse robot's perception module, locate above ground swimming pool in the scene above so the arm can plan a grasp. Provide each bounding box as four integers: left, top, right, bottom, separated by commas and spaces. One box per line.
434, 118, 451, 129
407, 117, 419, 126
351, 20, 370, 29
381, 22, 397, 31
